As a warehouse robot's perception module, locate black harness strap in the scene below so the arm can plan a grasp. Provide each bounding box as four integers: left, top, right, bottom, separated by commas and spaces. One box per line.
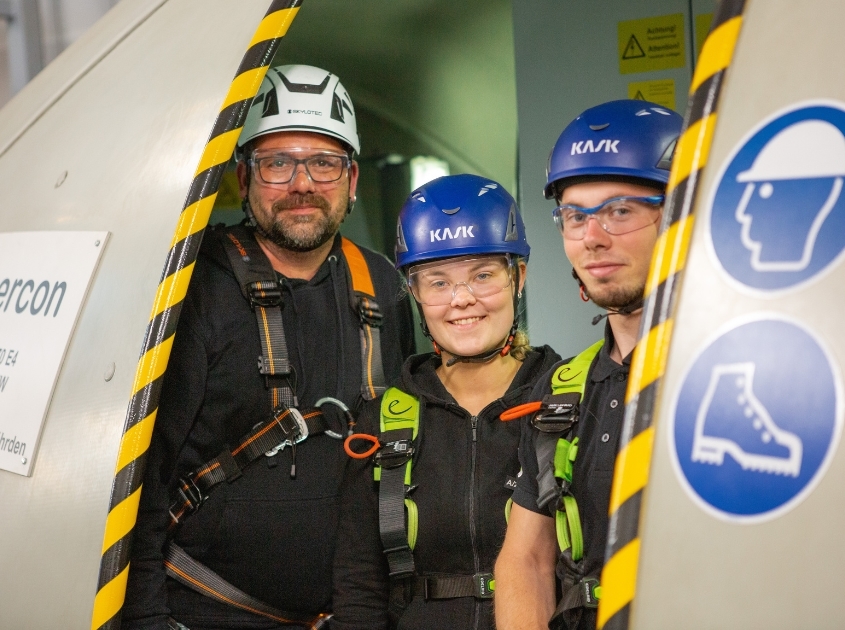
164, 543, 331, 629
168, 406, 330, 528
411, 573, 495, 600
376, 427, 416, 578
219, 226, 297, 409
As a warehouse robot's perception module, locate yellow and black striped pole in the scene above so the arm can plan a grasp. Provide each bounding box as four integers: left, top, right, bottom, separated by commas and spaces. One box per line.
597, 1, 746, 628
90, 2, 302, 628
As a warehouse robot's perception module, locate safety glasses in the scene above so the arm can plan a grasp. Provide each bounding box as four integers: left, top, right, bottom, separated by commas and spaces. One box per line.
249, 148, 351, 185
407, 256, 513, 306
552, 194, 664, 240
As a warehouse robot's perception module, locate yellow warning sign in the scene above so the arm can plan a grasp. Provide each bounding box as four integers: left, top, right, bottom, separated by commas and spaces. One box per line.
695, 13, 713, 61
618, 13, 686, 74
628, 79, 676, 110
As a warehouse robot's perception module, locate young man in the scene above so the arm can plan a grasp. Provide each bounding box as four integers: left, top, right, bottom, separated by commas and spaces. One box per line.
122, 65, 415, 630
494, 99, 682, 630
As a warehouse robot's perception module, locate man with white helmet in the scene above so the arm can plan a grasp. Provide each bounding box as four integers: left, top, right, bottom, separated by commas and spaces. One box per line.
122, 65, 415, 630
494, 99, 682, 630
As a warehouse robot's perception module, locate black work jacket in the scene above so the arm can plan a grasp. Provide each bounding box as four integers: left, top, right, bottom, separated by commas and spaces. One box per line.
122, 228, 415, 630
331, 346, 561, 630
513, 324, 629, 630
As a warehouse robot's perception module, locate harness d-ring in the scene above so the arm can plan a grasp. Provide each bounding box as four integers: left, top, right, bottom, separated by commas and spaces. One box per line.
344, 433, 380, 459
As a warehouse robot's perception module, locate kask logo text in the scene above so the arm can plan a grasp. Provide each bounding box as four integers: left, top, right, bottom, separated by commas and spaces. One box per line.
430, 225, 475, 242
571, 140, 620, 155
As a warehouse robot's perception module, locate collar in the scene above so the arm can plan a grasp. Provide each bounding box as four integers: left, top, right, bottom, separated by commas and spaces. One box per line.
590, 321, 630, 383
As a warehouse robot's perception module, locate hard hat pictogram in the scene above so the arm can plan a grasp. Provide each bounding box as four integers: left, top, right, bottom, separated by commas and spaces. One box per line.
708, 102, 845, 292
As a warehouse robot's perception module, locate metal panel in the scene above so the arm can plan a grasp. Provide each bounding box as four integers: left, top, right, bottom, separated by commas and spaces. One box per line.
633, 1, 845, 627
0, 1, 273, 627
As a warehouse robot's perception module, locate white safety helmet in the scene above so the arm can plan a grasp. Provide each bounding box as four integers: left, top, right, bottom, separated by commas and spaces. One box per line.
237, 64, 360, 156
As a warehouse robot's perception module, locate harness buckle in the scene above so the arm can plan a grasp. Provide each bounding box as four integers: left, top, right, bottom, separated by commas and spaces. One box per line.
246, 281, 282, 309
265, 407, 309, 457
175, 475, 205, 512
580, 577, 600, 608
474, 573, 495, 599
532, 393, 581, 433
373, 439, 414, 469
358, 299, 383, 328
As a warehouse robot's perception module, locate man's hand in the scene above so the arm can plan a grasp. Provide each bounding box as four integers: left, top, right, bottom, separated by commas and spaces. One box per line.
494, 504, 558, 630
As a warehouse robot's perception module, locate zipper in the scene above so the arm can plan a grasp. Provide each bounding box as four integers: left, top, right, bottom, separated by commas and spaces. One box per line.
469, 415, 481, 630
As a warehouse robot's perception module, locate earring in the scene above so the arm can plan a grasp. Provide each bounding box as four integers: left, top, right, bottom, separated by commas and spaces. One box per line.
579, 285, 590, 302
517, 291, 523, 298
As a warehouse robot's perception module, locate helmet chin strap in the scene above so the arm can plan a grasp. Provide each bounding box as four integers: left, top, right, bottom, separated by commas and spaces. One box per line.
418, 260, 522, 367
590, 297, 643, 326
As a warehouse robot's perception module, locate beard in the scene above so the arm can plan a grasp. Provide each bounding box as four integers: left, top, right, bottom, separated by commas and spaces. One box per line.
587, 280, 645, 310
251, 190, 348, 252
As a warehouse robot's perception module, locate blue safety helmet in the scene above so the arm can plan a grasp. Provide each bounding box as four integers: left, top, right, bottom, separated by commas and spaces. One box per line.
394, 173, 529, 270
544, 99, 683, 199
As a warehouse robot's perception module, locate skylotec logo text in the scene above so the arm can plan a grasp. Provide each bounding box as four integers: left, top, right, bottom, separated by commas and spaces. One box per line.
430, 225, 475, 242
571, 139, 620, 155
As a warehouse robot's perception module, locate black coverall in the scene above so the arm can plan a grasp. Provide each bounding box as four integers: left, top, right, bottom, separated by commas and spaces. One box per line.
512, 324, 629, 630
122, 229, 415, 630
331, 346, 561, 630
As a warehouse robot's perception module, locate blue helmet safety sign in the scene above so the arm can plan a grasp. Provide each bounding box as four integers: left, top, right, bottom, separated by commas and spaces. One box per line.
708, 102, 845, 292
670, 317, 842, 522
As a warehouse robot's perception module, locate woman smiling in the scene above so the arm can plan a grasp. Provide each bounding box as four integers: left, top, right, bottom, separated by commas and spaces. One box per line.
331, 174, 560, 630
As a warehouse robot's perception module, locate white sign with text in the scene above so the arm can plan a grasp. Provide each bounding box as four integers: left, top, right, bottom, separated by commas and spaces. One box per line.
0, 231, 108, 476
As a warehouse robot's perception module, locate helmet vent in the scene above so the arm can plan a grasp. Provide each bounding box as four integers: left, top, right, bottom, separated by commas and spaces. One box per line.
656, 139, 677, 170
276, 70, 330, 94
442, 207, 460, 215
589, 123, 610, 131
331, 93, 345, 122
261, 88, 279, 118
395, 220, 408, 253
504, 204, 519, 241
478, 183, 498, 196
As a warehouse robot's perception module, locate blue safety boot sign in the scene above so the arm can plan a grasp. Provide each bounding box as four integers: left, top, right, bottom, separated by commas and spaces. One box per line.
708, 102, 845, 292
670, 317, 842, 522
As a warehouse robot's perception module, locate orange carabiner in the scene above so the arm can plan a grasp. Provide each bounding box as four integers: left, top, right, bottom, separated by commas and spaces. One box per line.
344, 433, 380, 459
499, 400, 543, 422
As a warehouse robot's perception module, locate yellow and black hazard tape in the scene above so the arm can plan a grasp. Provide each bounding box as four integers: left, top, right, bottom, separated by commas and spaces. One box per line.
597, 2, 746, 628
90, 2, 302, 628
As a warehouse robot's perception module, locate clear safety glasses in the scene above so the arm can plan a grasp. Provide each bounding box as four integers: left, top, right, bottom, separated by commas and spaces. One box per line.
407, 256, 514, 306
552, 194, 664, 240
249, 148, 351, 185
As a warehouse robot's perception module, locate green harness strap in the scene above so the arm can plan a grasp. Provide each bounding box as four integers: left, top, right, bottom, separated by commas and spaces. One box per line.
543, 339, 604, 560
375, 387, 420, 577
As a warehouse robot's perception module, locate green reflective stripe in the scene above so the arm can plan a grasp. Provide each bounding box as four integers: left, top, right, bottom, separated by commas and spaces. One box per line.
504, 496, 513, 523
546, 340, 602, 560
550, 339, 604, 396
380, 387, 420, 436
563, 495, 583, 561
376, 387, 420, 547
553, 437, 578, 483
404, 498, 418, 550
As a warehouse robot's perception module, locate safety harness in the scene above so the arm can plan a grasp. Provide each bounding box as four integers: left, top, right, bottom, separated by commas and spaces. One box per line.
164, 225, 386, 628
343, 387, 498, 623
500, 339, 604, 627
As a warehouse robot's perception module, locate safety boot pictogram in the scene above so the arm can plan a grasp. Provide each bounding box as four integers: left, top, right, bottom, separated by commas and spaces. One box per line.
691, 362, 802, 476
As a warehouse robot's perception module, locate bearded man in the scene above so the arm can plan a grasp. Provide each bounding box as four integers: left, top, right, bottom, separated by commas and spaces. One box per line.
122, 65, 415, 630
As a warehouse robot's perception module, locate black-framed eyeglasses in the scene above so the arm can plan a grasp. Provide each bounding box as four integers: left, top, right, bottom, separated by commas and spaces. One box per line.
552, 195, 664, 240
248, 150, 351, 185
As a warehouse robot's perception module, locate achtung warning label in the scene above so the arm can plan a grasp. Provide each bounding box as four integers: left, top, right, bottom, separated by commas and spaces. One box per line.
618, 13, 686, 74
628, 79, 676, 110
